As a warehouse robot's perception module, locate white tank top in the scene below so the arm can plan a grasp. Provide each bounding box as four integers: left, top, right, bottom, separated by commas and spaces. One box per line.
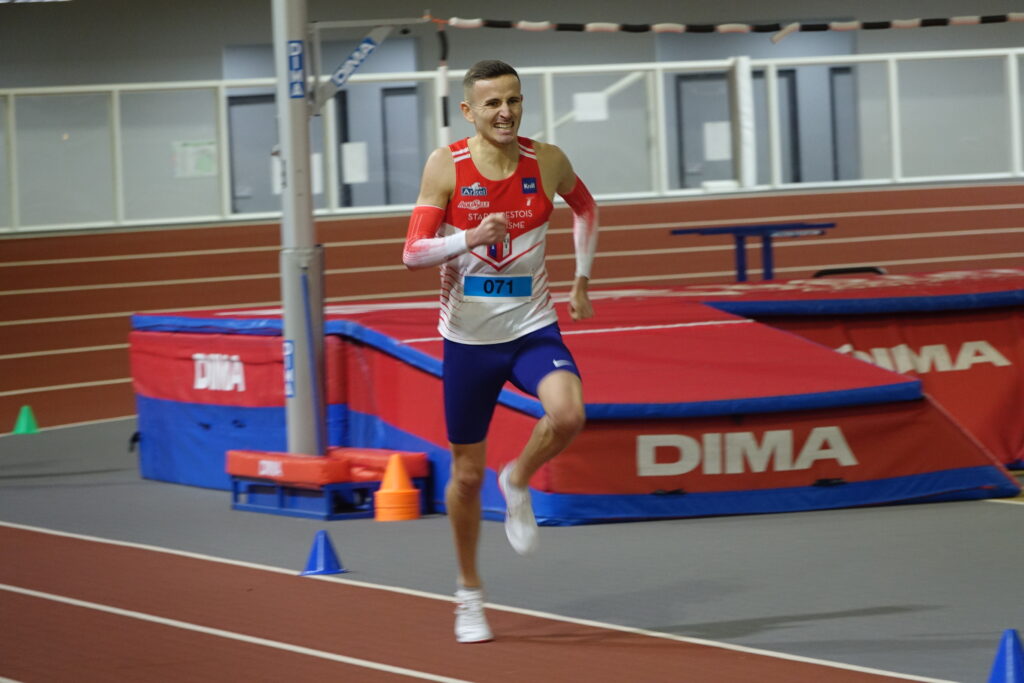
437, 137, 557, 344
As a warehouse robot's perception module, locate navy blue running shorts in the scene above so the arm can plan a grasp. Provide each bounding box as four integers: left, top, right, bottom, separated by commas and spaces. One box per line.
443, 322, 581, 445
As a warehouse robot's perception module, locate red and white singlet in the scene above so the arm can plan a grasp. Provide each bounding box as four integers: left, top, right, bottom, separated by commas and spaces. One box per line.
438, 137, 557, 344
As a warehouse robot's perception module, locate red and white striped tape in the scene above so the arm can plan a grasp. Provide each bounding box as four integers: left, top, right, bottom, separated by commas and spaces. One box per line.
434, 13, 1024, 43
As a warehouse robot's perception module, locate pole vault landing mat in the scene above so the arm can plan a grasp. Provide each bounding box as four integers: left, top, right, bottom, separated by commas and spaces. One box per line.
663, 268, 1024, 469
130, 286, 1020, 525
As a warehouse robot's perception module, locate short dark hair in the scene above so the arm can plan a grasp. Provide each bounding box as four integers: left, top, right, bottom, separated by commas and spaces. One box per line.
462, 60, 520, 99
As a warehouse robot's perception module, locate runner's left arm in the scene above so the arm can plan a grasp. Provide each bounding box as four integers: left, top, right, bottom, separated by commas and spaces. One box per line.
559, 176, 598, 282
555, 153, 598, 321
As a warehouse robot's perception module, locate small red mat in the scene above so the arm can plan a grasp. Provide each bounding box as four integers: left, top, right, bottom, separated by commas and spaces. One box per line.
226, 447, 428, 485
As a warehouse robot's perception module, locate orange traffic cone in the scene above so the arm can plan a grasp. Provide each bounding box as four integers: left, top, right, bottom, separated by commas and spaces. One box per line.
374, 453, 421, 521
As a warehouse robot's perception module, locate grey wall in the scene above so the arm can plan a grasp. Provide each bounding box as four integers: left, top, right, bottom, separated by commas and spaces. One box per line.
4, 1, 1024, 88
221, 38, 419, 207
2, 0, 1023, 222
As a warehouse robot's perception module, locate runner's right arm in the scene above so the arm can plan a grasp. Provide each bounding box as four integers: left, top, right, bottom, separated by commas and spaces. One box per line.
403, 148, 505, 269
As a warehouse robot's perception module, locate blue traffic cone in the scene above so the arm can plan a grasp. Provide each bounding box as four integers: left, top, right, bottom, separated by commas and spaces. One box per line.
989, 629, 1024, 683
299, 530, 348, 576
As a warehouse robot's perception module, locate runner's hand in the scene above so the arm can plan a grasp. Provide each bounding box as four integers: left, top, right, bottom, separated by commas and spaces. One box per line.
467, 213, 508, 248
569, 278, 593, 321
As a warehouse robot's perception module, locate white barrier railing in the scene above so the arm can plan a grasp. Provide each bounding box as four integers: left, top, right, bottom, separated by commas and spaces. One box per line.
1, 45, 1022, 233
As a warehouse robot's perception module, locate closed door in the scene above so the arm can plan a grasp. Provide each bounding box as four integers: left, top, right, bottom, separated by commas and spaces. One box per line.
382, 86, 421, 205
228, 94, 326, 214
676, 71, 800, 188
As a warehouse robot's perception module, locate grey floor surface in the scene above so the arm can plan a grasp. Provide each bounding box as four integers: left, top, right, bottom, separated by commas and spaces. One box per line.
2, 418, 1022, 683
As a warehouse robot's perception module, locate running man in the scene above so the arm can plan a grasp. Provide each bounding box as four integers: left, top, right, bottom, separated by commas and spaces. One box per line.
402, 59, 598, 643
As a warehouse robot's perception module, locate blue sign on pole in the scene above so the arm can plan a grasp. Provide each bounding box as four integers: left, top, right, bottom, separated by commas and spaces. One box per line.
283, 340, 296, 397
287, 40, 305, 99
330, 37, 378, 88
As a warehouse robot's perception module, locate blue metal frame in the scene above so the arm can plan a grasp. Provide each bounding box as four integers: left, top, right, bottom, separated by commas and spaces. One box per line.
671, 222, 836, 281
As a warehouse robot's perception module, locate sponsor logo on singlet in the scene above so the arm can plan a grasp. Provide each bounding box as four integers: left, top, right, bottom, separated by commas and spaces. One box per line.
457, 199, 490, 210
522, 177, 537, 194
460, 182, 488, 197
488, 232, 512, 262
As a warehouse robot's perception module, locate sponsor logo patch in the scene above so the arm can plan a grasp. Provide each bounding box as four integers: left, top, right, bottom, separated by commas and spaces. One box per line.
460, 182, 488, 197
258, 460, 284, 477
457, 199, 490, 210
522, 177, 538, 194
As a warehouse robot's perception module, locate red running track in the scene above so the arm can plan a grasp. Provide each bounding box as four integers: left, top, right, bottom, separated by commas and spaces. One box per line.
0, 523, 936, 682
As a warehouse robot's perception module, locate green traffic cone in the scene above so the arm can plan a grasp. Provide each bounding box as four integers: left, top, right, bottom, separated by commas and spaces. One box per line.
13, 405, 38, 434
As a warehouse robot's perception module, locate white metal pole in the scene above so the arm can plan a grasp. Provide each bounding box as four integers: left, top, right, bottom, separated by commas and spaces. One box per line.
765, 63, 782, 188
542, 72, 556, 144
110, 90, 125, 224
5, 95, 18, 230
272, 0, 326, 456
323, 94, 340, 211
645, 71, 660, 195
652, 66, 669, 195
216, 84, 233, 218
437, 63, 451, 146
1006, 54, 1022, 176
887, 58, 903, 181
730, 56, 757, 188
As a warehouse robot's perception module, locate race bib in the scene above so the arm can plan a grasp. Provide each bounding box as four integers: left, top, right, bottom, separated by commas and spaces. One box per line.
462, 275, 533, 302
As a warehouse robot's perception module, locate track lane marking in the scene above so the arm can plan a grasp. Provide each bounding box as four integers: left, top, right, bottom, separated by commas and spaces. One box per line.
4, 202, 1023, 268
0, 583, 472, 683
400, 320, 754, 344
0, 521, 954, 682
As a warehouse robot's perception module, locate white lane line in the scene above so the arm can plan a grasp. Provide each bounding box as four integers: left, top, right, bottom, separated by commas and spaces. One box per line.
0, 289, 442, 328
0, 344, 128, 361
985, 497, 1024, 505
562, 320, 753, 336
0, 583, 471, 683
400, 319, 753, 344
482, 602, 954, 683
0, 238, 406, 268
572, 203, 1024, 235
0, 521, 954, 682
4, 202, 1023, 267
0, 378, 132, 398
4, 226, 1022, 293
6, 229, 1023, 294
0, 415, 134, 435
590, 253, 1024, 287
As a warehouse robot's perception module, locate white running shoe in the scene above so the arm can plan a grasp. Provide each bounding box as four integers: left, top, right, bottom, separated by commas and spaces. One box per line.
454, 587, 493, 643
498, 463, 538, 555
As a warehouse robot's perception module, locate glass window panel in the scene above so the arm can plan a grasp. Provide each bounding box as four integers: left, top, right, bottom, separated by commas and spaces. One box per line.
673, 72, 733, 190
337, 80, 429, 209
379, 83, 426, 206
551, 72, 653, 196
899, 57, 1007, 177
226, 89, 278, 215
121, 89, 221, 221
16, 93, 114, 227
225, 87, 328, 216
753, 68, 799, 186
